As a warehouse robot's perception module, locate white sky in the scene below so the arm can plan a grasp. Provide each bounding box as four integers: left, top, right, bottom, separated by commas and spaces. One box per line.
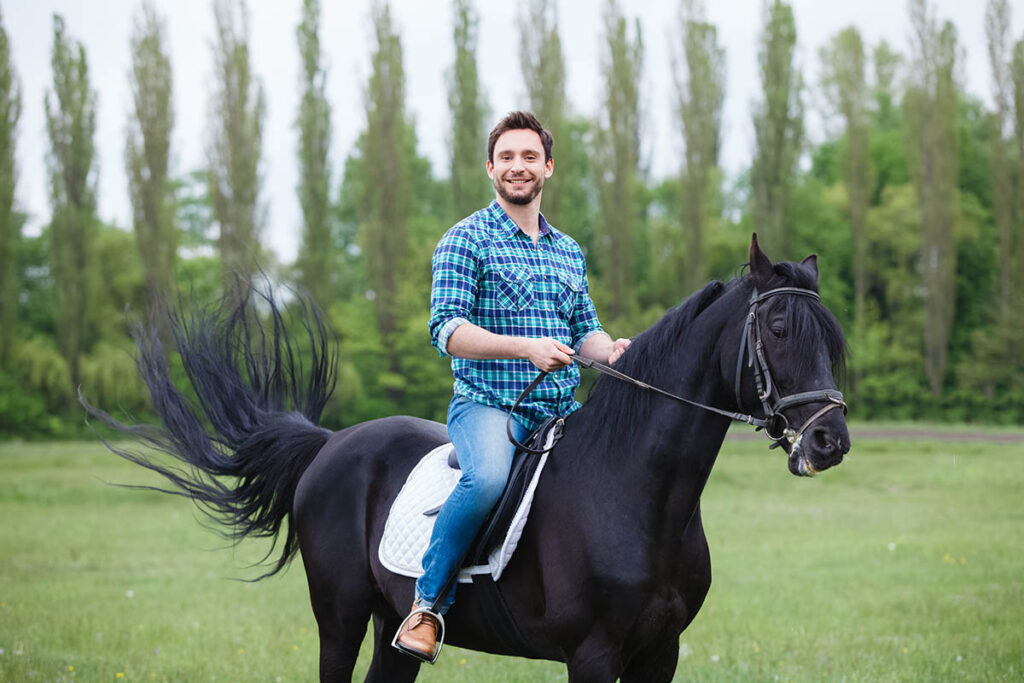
7, 0, 1020, 262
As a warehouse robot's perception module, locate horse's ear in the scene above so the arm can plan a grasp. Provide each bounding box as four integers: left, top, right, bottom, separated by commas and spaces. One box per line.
749, 233, 773, 285
800, 254, 819, 287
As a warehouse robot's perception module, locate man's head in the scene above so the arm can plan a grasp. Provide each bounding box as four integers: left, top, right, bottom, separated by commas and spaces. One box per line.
486, 111, 554, 207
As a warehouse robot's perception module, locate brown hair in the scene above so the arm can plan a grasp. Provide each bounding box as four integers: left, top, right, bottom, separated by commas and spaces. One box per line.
487, 111, 554, 163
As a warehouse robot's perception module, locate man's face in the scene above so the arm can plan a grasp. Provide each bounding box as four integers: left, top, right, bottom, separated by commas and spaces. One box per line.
486, 129, 554, 206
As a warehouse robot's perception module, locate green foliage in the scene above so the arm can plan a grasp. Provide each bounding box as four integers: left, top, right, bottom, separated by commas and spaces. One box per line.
0, 9, 19, 369
295, 0, 333, 308
750, 0, 803, 260
448, 0, 491, 220
126, 1, 176, 340
208, 0, 265, 289
45, 14, 98, 390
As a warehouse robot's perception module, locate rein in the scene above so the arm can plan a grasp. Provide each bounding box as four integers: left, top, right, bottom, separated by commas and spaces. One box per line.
507, 286, 847, 453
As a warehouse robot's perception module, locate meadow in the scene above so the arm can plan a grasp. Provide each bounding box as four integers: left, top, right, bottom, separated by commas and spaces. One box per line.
1, 429, 1021, 682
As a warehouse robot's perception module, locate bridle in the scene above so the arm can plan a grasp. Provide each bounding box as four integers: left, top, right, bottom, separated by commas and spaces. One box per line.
508, 285, 847, 454
733, 286, 847, 445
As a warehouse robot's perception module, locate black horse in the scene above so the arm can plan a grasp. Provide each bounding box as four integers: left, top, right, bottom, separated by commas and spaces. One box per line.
85, 235, 849, 682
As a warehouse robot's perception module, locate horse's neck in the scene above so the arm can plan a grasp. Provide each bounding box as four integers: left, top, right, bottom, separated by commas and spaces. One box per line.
562, 308, 736, 525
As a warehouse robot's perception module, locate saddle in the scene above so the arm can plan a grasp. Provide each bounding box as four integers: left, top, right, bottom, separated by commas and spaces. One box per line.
378, 415, 564, 583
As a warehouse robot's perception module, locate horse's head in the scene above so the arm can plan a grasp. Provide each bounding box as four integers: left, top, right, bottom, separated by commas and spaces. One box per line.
734, 234, 850, 477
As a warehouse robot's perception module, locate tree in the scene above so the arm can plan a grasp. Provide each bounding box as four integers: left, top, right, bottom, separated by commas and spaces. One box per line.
208, 0, 265, 291
750, 0, 803, 259
518, 0, 566, 228
126, 1, 175, 341
295, 0, 333, 308
0, 7, 20, 368
358, 1, 412, 398
674, 0, 724, 294
905, 0, 960, 396
448, 0, 490, 220
985, 0, 1013, 318
820, 27, 869, 336
45, 14, 98, 390
594, 0, 643, 323
1014, 40, 1024, 320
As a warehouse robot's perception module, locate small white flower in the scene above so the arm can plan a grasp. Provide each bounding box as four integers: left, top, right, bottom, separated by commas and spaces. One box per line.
888, 542, 897, 551
956, 655, 963, 662
679, 642, 692, 659
711, 654, 720, 663
125, 589, 134, 599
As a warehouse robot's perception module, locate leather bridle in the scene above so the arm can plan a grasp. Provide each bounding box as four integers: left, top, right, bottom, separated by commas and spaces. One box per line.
507, 285, 847, 454
733, 286, 847, 446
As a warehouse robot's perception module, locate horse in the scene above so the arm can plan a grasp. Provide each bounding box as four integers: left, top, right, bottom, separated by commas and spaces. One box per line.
84, 234, 850, 682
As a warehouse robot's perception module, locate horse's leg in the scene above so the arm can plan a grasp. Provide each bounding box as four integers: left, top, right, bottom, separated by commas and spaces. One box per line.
365, 610, 421, 683
566, 633, 622, 683
308, 588, 372, 683
619, 635, 679, 683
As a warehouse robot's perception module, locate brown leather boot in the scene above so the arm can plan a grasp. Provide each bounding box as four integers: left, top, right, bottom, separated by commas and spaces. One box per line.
393, 604, 443, 663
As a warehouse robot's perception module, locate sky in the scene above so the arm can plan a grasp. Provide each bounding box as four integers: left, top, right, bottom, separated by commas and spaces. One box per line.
6, 0, 1020, 263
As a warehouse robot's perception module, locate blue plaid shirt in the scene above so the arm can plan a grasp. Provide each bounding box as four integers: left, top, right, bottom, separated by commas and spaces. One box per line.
429, 201, 604, 430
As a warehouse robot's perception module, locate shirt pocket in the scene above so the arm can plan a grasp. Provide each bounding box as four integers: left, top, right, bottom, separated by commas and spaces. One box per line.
555, 270, 582, 318
494, 267, 535, 311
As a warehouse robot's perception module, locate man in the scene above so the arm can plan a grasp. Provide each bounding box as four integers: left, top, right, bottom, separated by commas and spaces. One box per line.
394, 111, 630, 661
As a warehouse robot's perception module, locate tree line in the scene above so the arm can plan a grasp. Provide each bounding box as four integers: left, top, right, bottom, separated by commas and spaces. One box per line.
1, 0, 1022, 438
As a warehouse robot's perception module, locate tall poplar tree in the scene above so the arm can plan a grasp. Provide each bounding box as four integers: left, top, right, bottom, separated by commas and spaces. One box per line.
595, 0, 642, 322
208, 0, 265, 290
295, 0, 332, 307
750, 0, 803, 259
448, 0, 489, 220
45, 14, 97, 389
674, 0, 724, 294
1011, 40, 1024, 332
518, 0, 565, 228
359, 1, 411, 363
126, 1, 175, 337
820, 27, 869, 333
985, 0, 1013, 317
905, 0, 960, 396
0, 8, 20, 368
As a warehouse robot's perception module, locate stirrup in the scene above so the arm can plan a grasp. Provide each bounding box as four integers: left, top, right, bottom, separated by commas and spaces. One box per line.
391, 606, 446, 664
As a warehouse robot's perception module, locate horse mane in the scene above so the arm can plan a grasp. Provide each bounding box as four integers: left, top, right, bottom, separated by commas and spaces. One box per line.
574, 279, 728, 445
572, 262, 847, 455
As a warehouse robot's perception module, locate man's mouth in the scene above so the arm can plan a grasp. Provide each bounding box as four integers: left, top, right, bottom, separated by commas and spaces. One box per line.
505, 177, 531, 185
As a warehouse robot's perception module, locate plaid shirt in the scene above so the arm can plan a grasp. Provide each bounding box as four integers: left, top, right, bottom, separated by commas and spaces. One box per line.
429, 200, 604, 430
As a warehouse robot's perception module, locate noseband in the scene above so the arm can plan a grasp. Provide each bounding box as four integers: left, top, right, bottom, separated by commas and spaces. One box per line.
508, 284, 847, 454
733, 287, 847, 447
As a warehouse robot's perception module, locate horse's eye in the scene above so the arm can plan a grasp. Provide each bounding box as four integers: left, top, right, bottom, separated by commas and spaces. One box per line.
770, 324, 786, 339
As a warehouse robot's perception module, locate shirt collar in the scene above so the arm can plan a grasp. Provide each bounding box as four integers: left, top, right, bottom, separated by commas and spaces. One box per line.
489, 200, 559, 242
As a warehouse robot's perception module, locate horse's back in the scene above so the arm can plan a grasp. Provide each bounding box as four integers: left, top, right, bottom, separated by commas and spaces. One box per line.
295, 415, 448, 523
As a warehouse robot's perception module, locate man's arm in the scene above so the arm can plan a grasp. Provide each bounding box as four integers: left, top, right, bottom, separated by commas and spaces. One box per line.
446, 323, 576, 373
577, 331, 632, 365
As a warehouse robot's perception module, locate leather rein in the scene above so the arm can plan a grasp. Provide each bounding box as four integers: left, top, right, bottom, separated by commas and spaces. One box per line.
507, 285, 847, 455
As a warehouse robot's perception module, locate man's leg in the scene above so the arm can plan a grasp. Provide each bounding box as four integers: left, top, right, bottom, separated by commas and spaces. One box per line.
395, 396, 529, 659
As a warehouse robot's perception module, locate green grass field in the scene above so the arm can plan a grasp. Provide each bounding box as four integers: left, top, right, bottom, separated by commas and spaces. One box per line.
2, 430, 1022, 682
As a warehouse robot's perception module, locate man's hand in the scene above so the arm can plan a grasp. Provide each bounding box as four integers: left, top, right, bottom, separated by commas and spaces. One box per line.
524, 337, 575, 372
608, 337, 631, 364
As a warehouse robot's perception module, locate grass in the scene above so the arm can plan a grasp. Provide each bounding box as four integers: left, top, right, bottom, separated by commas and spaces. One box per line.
1, 433, 1022, 682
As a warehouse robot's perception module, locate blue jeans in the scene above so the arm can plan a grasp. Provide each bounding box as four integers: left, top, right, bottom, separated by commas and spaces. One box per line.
415, 396, 530, 613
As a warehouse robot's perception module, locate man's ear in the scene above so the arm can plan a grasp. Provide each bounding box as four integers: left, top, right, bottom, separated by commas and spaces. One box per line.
544, 156, 554, 178
486, 159, 495, 180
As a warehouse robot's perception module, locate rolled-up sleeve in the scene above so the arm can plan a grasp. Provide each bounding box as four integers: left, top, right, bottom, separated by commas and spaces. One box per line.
568, 258, 603, 351
429, 227, 478, 356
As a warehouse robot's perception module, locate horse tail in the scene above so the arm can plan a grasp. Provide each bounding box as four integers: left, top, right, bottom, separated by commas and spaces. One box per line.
81, 280, 338, 579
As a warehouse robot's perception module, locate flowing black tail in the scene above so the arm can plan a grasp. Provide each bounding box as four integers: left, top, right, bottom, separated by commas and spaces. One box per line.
81, 280, 338, 579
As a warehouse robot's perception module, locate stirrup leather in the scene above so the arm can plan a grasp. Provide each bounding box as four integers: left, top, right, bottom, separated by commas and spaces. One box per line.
391, 606, 446, 664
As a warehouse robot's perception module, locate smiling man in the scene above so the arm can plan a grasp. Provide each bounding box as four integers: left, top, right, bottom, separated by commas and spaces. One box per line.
393, 111, 630, 662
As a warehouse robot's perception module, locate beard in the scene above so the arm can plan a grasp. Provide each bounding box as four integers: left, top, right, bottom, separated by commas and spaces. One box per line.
493, 173, 544, 205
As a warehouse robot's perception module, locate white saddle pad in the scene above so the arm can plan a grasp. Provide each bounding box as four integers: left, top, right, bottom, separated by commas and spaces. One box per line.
378, 431, 554, 583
